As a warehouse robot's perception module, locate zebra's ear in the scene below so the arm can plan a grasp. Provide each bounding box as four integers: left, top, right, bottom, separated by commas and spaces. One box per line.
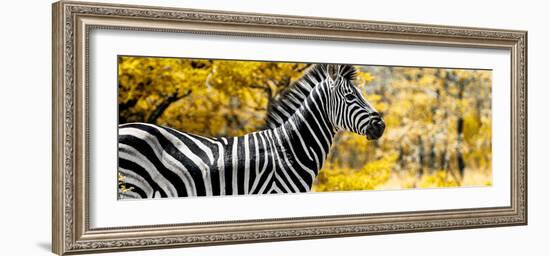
326, 64, 340, 82
325, 64, 357, 83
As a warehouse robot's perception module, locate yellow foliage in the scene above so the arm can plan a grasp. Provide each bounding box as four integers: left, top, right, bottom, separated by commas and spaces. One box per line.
118, 56, 308, 137
418, 170, 460, 188
357, 71, 374, 85
313, 154, 397, 192
117, 172, 134, 193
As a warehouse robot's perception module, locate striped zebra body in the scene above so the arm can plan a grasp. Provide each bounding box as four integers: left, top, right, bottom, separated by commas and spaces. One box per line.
118, 64, 384, 199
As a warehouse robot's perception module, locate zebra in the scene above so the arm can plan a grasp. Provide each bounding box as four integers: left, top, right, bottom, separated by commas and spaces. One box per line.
118, 64, 385, 199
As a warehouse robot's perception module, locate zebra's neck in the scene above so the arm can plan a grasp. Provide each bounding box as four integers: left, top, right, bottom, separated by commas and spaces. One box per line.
270, 83, 336, 190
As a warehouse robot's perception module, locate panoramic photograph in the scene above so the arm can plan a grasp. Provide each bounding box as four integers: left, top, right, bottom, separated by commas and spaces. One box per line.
117, 56, 492, 200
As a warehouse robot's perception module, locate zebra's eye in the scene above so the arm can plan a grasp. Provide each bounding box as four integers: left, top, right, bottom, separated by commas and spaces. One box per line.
345, 94, 355, 101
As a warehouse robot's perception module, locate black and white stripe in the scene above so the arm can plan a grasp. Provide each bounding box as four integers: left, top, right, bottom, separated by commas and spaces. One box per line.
118, 64, 385, 199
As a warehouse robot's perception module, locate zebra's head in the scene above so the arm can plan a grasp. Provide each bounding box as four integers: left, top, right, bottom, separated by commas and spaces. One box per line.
325, 65, 385, 140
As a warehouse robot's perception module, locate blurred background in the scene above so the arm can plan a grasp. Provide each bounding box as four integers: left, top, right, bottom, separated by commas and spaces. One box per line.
118, 56, 492, 192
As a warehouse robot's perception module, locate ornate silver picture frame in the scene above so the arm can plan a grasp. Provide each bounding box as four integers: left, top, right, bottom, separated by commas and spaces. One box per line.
52, 1, 527, 255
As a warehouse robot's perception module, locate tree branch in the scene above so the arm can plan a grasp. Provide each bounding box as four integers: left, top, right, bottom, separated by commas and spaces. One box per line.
294, 63, 312, 73
118, 98, 138, 124
118, 98, 137, 112
147, 90, 192, 124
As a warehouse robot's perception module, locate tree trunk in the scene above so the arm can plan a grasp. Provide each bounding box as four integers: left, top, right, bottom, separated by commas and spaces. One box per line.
456, 79, 466, 178
418, 135, 425, 175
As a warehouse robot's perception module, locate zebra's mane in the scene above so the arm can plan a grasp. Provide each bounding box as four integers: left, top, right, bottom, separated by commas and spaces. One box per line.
265, 64, 357, 128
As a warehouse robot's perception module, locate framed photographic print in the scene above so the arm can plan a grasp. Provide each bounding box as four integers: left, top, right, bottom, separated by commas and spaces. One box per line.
52, 1, 527, 255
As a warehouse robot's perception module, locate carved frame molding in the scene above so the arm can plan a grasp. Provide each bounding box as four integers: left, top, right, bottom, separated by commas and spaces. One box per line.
52, 1, 527, 254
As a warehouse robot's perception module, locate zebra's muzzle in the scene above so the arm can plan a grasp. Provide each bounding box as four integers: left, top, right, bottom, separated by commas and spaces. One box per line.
365, 116, 385, 140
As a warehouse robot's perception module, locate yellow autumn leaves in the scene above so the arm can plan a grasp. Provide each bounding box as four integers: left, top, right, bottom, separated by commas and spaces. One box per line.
118, 56, 492, 192
314, 154, 396, 192
119, 56, 308, 136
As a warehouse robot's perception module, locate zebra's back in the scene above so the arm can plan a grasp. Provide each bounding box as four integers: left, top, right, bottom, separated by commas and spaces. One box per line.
118, 122, 225, 199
